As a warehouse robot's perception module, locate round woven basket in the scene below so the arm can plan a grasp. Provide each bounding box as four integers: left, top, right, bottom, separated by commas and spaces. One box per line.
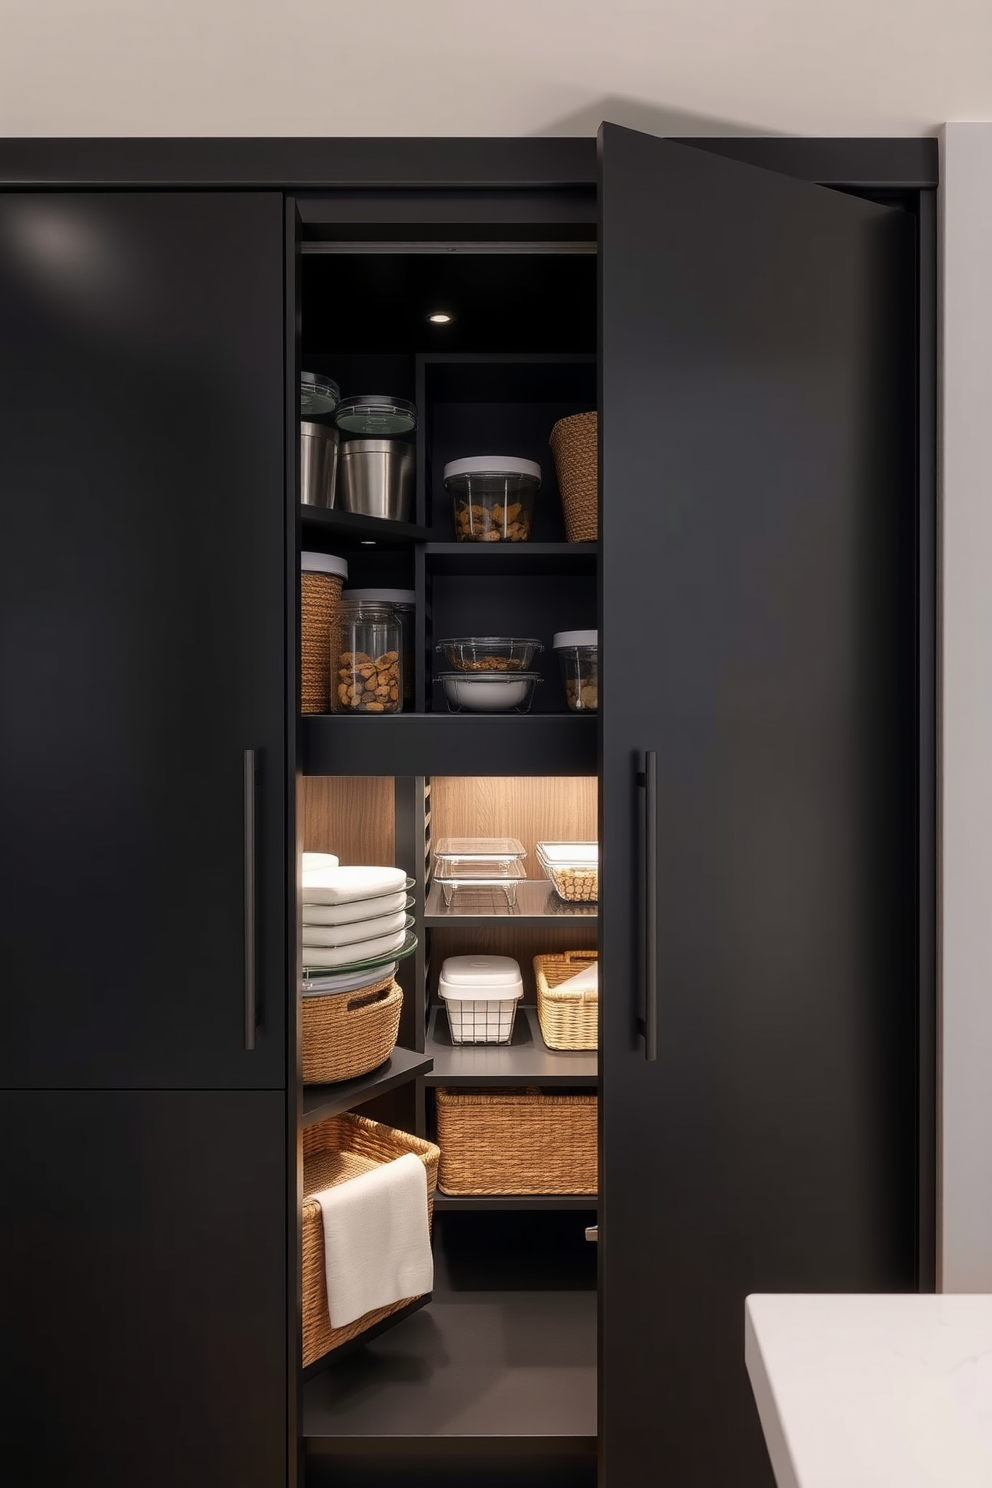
301, 570, 343, 713
302, 975, 402, 1085
549, 411, 598, 542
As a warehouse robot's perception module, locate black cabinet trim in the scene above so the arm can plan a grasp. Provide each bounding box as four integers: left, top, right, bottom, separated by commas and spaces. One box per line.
0, 136, 937, 190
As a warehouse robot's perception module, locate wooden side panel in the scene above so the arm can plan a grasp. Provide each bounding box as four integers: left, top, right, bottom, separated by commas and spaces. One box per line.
302, 776, 395, 864
431, 777, 597, 878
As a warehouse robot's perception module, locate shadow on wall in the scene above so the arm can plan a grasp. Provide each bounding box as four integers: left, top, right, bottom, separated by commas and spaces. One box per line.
532, 93, 791, 139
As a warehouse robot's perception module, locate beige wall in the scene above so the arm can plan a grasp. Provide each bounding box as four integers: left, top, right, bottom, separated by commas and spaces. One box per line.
0, 0, 990, 138
939, 123, 992, 1292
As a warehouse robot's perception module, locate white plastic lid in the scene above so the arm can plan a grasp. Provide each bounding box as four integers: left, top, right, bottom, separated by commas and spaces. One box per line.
301, 551, 348, 578
439, 954, 523, 990
341, 588, 416, 605
443, 456, 541, 483
553, 630, 598, 648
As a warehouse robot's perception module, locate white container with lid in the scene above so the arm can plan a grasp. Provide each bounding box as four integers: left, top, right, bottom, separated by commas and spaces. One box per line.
438, 954, 524, 1045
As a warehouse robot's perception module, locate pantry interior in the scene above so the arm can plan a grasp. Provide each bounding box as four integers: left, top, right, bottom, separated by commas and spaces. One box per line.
296, 235, 603, 1484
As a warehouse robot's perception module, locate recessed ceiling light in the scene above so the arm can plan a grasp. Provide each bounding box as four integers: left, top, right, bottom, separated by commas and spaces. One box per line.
360, 540, 376, 547
427, 311, 453, 324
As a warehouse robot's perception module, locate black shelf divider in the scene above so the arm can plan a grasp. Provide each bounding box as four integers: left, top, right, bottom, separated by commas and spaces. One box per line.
425, 541, 597, 577
432, 1193, 598, 1212
302, 1048, 433, 1127
301, 713, 598, 777
301, 504, 431, 551
424, 1005, 598, 1087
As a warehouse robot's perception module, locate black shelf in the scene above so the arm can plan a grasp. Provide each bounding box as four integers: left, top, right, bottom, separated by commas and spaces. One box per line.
425, 878, 597, 924
301, 505, 431, 551
301, 712, 597, 777
302, 1290, 596, 1454
424, 1005, 598, 1087
433, 1193, 597, 1211
425, 542, 597, 577
302, 1048, 433, 1126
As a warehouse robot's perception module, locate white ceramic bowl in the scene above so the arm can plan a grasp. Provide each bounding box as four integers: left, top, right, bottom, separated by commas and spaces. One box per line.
437, 672, 541, 713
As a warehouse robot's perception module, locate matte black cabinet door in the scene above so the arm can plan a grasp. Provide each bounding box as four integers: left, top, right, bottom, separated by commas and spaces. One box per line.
0, 194, 287, 1089
0, 1091, 288, 1488
599, 126, 918, 1487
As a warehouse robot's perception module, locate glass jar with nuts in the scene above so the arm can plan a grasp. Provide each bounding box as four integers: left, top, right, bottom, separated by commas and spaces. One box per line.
553, 629, 598, 713
443, 456, 541, 543
330, 601, 403, 714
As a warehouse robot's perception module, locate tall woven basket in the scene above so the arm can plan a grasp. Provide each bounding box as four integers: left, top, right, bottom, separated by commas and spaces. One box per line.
534, 950, 598, 1051
302, 1112, 440, 1368
301, 569, 343, 713
302, 975, 402, 1086
434, 1086, 598, 1195
549, 411, 598, 542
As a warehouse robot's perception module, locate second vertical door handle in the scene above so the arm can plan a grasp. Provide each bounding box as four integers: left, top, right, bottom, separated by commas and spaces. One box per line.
244, 748, 257, 1052
641, 750, 659, 1062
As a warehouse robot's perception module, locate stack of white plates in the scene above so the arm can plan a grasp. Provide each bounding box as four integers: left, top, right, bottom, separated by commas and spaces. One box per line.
301, 863, 414, 985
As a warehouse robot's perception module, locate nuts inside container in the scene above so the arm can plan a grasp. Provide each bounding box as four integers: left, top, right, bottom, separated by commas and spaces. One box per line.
443, 457, 541, 543
330, 601, 403, 715
554, 630, 598, 714
336, 649, 400, 712
537, 842, 599, 903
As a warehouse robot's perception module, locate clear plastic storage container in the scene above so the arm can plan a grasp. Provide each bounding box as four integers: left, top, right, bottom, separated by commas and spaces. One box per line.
438, 954, 524, 1044
435, 637, 543, 672
437, 672, 542, 713
537, 841, 599, 903
335, 395, 417, 436
343, 588, 416, 706
434, 837, 526, 869
554, 629, 598, 712
443, 456, 541, 542
330, 601, 402, 714
433, 855, 527, 909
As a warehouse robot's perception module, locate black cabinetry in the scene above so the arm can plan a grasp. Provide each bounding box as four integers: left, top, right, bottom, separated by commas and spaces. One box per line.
0, 134, 936, 1488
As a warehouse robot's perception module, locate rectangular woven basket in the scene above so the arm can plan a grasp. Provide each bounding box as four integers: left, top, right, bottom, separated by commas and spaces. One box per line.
434, 1086, 597, 1195
302, 1112, 440, 1368
534, 950, 598, 1051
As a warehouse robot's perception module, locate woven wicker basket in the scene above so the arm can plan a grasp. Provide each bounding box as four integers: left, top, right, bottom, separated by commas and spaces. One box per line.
302, 1113, 440, 1368
434, 1086, 597, 1195
534, 951, 598, 1051
301, 570, 343, 713
302, 976, 402, 1086
549, 411, 598, 542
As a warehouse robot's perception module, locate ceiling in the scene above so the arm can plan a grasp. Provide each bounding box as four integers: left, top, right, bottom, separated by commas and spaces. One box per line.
0, 0, 989, 138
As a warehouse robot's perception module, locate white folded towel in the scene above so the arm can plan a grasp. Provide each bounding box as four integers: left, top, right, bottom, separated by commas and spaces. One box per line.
302, 908, 407, 948
303, 865, 407, 906
302, 926, 407, 968
303, 889, 408, 926
314, 1153, 433, 1329
557, 961, 599, 995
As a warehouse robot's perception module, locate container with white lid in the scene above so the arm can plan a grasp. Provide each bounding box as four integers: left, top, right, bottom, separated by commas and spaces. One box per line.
300, 552, 349, 714
342, 588, 415, 707
438, 954, 524, 1044
443, 456, 541, 542
553, 629, 598, 713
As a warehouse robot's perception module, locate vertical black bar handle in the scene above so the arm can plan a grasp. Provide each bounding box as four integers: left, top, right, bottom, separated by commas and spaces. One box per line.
641, 750, 659, 1062
243, 748, 258, 1052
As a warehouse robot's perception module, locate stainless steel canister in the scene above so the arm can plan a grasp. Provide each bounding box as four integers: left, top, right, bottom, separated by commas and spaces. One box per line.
338, 439, 415, 522
301, 421, 339, 508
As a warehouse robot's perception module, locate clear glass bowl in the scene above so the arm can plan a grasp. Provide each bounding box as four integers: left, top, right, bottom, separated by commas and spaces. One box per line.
436, 672, 542, 713
435, 637, 543, 672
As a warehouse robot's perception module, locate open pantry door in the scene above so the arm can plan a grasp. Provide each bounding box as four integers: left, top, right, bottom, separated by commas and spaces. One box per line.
598, 124, 919, 1487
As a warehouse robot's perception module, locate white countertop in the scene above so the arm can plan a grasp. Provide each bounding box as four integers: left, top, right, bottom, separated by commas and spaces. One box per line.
746, 1294, 992, 1488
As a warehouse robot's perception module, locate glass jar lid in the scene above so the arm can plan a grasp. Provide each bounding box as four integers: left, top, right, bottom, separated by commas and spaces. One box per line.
335, 396, 417, 436
443, 456, 541, 483
342, 588, 417, 606
553, 630, 598, 648
300, 373, 340, 418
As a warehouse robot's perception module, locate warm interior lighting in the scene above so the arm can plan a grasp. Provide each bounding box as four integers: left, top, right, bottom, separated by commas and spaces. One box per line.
427, 311, 453, 324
